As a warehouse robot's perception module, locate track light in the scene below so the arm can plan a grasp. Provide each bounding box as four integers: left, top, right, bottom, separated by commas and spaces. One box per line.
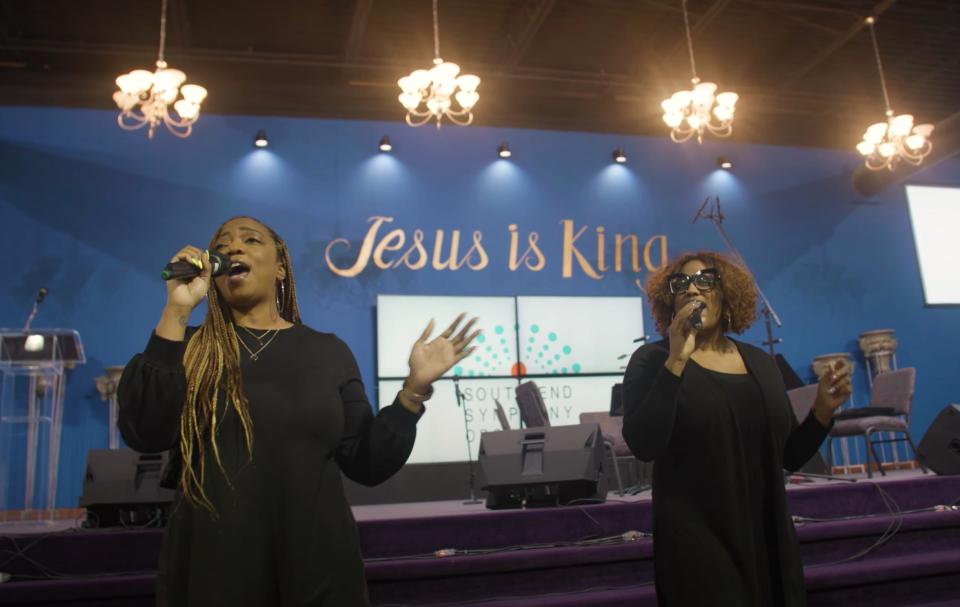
254, 130, 269, 148
379, 135, 392, 152
717, 156, 732, 170
497, 142, 511, 158
613, 148, 627, 163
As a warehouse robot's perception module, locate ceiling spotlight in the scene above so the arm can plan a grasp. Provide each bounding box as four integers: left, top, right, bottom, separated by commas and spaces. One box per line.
717, 156, 732, 170
613, 148, 627, 164
379, 135, 392, 152
497, 142, 512, 159
254, 130, 269, 148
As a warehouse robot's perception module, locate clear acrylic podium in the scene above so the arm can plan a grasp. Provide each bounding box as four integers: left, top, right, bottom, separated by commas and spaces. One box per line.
0, 330, 85, 515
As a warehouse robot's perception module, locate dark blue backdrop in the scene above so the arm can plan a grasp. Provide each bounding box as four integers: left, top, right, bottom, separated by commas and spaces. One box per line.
0, 106, 957, 508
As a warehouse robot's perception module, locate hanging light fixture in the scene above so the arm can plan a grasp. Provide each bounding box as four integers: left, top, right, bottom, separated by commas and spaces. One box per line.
856, 17, 933, 171
397, 0, 480, 128
660, 0, 738, 143
112, 0, 207, 139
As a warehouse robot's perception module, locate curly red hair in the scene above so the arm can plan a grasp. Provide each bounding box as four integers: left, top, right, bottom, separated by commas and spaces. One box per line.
645, 251, 757, 336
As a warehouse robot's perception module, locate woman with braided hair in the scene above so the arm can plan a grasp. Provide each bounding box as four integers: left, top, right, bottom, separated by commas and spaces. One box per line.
118, 216, 479, 606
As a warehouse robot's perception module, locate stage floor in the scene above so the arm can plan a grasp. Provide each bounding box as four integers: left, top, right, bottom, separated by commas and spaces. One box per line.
0, 467, 936, 534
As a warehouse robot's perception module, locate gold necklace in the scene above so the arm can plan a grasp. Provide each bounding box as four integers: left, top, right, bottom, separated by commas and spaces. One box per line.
239, 325, 273, 344
237, 329, 279, 361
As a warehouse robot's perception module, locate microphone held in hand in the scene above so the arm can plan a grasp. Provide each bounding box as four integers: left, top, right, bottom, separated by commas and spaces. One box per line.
161, 251, 229, 281
689, 301, 706, 330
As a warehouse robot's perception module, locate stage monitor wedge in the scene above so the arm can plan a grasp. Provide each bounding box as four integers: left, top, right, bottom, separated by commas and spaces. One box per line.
478, 424, 606, 509
79, 448, 175, 527
917, 404, 960, 476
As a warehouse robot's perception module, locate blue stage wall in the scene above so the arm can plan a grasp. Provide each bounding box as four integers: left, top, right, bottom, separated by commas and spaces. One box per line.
0, 106, 957, 508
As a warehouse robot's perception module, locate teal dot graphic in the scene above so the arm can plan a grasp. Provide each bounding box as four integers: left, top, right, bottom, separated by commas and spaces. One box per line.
554, 354, 560, 360
502, 348, 509, 354
529, 337, 535, 343
572, 363, 582, 373
495, 325, 504, 335
563, 345, 572, 355
484, 361, 489, 367
486, 346, 492, 352
547, 360, 553, 366
499, 338, 507, 345
542, 344, 549, 351
476, 333, 486, 343
537, 352, 544, 358
492, 353, 499, 359
551, 370, 558, 375
561, 367, 568, 373
530, 324, 540, 334
548, 332, 557, 342
454, 366, 463, 375
468, 370, 475, 377
527, 346, 532, 352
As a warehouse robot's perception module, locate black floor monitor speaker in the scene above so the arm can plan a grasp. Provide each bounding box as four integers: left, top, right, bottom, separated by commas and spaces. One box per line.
78, 448, 176, 527
917, 404, 960, 475
478, 424, 606, 509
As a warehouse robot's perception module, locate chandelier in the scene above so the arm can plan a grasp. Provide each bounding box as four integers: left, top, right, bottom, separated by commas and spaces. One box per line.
660, 0, 738, 143
397, 0, 480, 128
856, 16, 933, 171
112, 0, 207, 138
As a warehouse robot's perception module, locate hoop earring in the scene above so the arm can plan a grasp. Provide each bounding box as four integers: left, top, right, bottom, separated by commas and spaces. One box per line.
276, 279, 286, 315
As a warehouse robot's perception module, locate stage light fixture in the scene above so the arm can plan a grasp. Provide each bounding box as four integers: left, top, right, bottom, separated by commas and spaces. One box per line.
254, 130, 269, 148
717, 157, 732, 169
613, 148, 627, 163
497, 142, 512, 159
378, 135, 392, 152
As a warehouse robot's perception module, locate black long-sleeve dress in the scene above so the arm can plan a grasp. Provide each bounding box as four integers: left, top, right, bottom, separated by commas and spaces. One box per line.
621, 339, 830, 607
117, 324, 420, 607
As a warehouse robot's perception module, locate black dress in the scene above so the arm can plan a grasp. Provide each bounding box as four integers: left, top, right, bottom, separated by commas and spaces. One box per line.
117, 324, 420, 607
621, 339, 830, 607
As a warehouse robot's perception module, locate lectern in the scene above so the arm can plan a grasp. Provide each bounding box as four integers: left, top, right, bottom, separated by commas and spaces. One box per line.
0, 329, 85, 514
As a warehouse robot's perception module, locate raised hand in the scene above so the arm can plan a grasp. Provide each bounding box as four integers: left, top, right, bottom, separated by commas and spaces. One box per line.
406, 313, 480, 394
812, 359, 853, 426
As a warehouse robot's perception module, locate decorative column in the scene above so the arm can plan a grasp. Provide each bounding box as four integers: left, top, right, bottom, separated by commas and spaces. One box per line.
94, 366, 126, 450
859, 329, 900, 463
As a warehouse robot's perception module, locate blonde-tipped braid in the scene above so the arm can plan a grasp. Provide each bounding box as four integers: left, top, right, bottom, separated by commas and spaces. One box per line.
178, 217, 300, 515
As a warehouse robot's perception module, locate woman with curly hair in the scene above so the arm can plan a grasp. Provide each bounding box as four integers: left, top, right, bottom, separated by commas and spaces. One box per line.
621, 251, 852, 607
118, 216, 478, 606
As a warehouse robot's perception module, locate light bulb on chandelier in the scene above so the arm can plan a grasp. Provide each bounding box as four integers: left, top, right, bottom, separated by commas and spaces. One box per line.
397, 0, 480, 128
856, 17, 933, 171
660, 0, 738, 143
113, 0, 207, 139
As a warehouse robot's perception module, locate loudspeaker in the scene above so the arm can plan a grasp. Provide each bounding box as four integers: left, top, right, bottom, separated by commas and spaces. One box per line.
478, 424, 607, 509
917, 404, 960, 475
78, 448, 175, 527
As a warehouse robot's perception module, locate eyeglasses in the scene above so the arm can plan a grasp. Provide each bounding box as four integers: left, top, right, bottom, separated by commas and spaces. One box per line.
667, 268, 720, 294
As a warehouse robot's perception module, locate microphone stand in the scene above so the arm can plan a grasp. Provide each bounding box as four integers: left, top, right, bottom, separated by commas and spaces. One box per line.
693, 199, 850, 484
453, 376, 482, 505
23, 288, 48, 335
693, 197, 782, 356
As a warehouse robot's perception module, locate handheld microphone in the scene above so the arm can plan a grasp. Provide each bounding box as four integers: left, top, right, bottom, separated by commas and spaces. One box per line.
689, 301, 706, 330
161, 251, 230, 281
36, 288, 48, 304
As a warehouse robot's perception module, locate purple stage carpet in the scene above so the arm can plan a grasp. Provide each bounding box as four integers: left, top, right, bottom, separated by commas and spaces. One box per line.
1, 471, 959, 606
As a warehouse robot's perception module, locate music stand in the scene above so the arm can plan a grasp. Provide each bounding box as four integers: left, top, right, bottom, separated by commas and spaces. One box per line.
515, 381, 550, 428
0, 329, 85, 516
493, 398, 511, 431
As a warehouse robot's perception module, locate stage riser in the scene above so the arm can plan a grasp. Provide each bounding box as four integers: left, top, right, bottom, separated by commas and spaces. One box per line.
1, 476, 958, 606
